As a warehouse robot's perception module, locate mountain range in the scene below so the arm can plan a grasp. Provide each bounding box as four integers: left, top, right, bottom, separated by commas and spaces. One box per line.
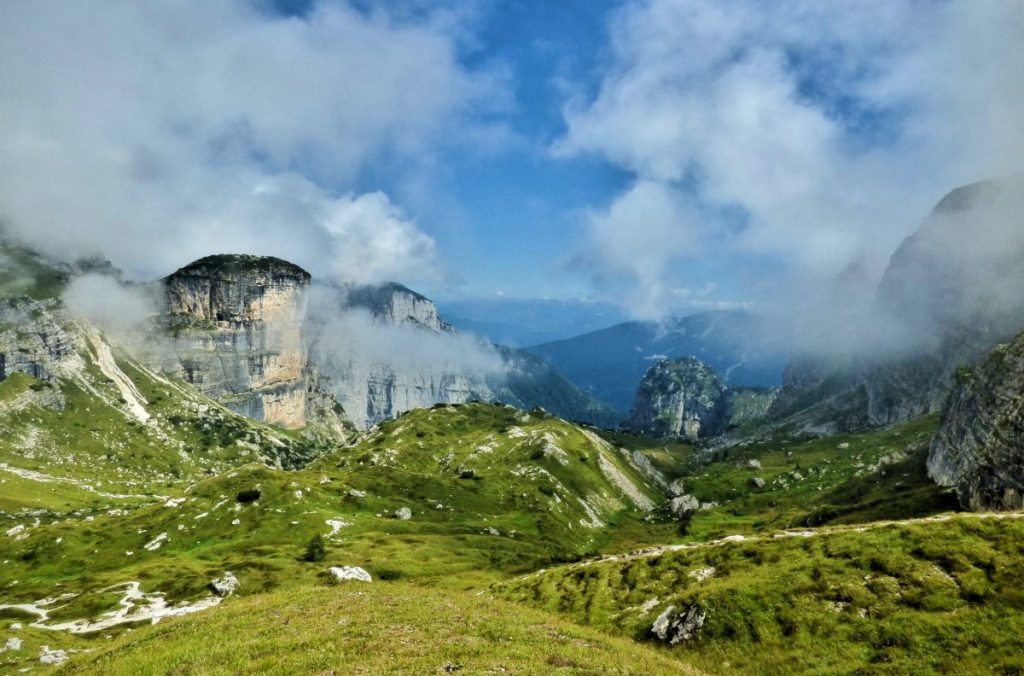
2, 178, 1024, 674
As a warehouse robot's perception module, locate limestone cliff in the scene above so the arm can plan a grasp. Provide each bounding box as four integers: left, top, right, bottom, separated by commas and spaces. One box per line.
627, 358, 729, 440
306, 283, 619, 430
161, 255, 311, 429
342, 282, 452, 332
626, 358, 777, 440
928, 332, 1024, 510
0, 297, 79, 388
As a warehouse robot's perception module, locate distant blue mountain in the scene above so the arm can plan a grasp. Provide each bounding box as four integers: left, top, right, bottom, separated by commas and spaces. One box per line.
524, 311, 787, 415
438, 297, 628, 347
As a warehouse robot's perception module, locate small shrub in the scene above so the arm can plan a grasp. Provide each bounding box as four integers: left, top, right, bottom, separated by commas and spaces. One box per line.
303, 534, 326, 562
236, 488, 261, 504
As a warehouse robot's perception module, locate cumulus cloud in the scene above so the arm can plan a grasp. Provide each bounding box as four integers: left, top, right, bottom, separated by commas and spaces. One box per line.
0, 0, 498, 284
560, 0, 1024, 318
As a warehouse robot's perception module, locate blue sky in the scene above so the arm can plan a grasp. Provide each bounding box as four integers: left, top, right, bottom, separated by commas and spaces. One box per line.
0, 1, 1021, 319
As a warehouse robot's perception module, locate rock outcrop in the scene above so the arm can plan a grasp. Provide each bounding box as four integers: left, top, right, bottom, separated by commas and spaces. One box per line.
625, 358, 777, 440
161, 255, 311, 429
928, 332, 1024, 510
0, 298, 79, 384
627, 358, 730, 439
343, 282, 452, 332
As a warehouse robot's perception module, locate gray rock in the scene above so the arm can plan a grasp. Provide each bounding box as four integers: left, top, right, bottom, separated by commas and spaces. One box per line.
651, 603, 707, 645
210, 571, 239, 597
929, 332, 1024, 509
4, 637, 21, 651
329, 566, 372, 582
626, 358, 730, 440
668, 478, 687, 497
749, 477, 766, 489
668, 495, 700, 520
394, 507, 412, 520
39, 646, 68, 665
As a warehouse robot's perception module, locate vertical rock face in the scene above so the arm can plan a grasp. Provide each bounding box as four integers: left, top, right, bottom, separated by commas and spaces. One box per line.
162, 255, 311, 429
305, 282, 493, 430
928, 332, 1024, 510
627, 358, 731, 440
626, 358, 778, 439
0, 298, 79, 383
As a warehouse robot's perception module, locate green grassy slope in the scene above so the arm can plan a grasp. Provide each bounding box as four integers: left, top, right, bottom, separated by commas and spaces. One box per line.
61, 582, 699, 675
494, 514, 1024, 674
0, 335, 331, 517
0, 403, 671, 672
605, 414, 959, 541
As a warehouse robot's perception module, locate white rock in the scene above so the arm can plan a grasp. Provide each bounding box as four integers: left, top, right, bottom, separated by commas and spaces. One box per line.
5, 637, 21, 651
394, 507, 412, 520
211, 572, 239, 597
328, 566, 372, 582
39, 646, 68, 665
231, 519, 240, 526
5, 525, 25, 537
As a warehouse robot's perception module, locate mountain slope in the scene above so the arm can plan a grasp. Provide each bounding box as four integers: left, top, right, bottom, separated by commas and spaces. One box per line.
64, 582, 698, 675
929, 330, 1024, 510
494, 513, 1024, 674
771, 176, 1024, 434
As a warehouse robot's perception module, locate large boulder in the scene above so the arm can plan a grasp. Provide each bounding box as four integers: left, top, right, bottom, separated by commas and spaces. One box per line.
928, 332, 1024, 510
651, 603, 707, 645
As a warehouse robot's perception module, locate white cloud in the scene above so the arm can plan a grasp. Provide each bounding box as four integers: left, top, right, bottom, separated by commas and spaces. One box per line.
0, 0, 498, 283
559, 0, 1024, 316
577, 180, 702, 318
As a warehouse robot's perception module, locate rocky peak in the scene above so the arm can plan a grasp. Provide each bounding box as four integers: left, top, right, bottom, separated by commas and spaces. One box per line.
770, 176, 1024, 434
626, 357, 731, 440
341, 281, 451, 332
164, 254, 311, 325
160, 254, 312, 429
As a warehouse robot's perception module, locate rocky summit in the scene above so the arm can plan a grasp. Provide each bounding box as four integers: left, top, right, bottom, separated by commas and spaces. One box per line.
626, 357, 776, 440
161, 255, 312, 429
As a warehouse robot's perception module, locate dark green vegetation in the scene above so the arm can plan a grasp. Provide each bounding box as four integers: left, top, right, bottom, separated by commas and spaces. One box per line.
0, 244, 71, 299
165, 253, 312, 281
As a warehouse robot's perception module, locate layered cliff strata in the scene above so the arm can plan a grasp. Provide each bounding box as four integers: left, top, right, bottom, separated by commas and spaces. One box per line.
0, 297, 79, 385
161, 255, 311, 429
928, 332, 1024, 510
